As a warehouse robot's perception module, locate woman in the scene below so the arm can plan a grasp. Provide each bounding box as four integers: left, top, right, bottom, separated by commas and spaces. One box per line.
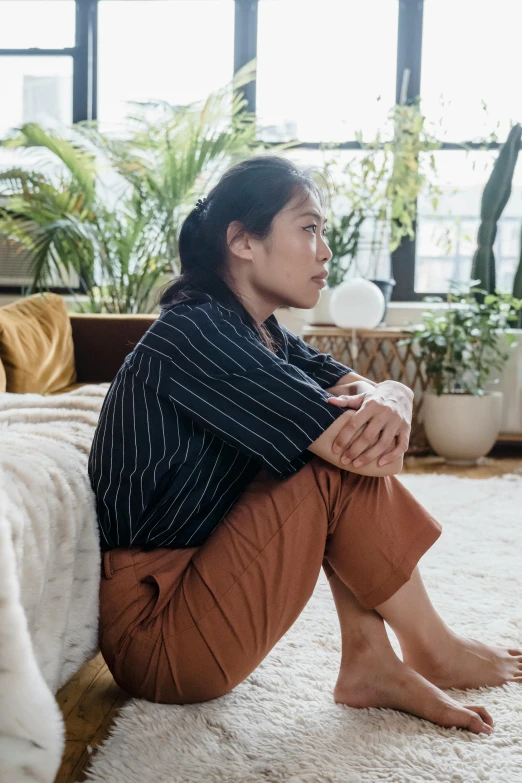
90, 155, 521, 736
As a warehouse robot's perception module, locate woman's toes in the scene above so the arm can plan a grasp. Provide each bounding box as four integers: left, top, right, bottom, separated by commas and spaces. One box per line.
465, 709, 493, 735
440, 704, 493, 735
467, 705, 494, 727
508, 648, 522, 656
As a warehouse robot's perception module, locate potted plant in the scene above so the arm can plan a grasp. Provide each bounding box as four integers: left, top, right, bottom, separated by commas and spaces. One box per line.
0, 62, 262, 313
317, 81, 442, 325
403, 282, 522, 464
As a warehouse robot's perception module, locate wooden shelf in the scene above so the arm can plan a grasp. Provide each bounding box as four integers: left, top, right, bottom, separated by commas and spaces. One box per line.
497, 432, 522, 444
302, 325, 410, 338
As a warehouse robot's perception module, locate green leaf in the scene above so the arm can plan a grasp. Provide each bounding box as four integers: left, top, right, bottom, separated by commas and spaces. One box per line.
0, 66, 259, 313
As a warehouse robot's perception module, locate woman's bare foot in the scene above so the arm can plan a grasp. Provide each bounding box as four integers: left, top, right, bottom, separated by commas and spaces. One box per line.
333, 638, 494, 735
401, 631, 522, 691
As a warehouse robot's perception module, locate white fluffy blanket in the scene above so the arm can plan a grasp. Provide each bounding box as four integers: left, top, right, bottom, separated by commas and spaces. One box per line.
0, 385, 107, 783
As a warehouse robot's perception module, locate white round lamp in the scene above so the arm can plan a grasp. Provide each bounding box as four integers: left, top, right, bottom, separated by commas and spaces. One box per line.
330, 278, 386, 329
329, 278, 386, 366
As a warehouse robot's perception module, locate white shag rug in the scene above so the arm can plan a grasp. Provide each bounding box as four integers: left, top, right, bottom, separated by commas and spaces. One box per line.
85, 473, 522, 783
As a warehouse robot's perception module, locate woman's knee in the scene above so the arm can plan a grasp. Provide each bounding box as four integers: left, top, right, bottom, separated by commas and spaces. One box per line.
132, 668, 240, 705
110, 629, 250, 705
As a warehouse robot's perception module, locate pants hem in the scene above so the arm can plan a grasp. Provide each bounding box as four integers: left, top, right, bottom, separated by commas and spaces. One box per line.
358, 518, 442, 610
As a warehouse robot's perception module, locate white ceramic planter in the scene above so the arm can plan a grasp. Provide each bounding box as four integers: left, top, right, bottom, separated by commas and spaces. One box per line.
493, 330, 522, 435
423, 391, 503, 464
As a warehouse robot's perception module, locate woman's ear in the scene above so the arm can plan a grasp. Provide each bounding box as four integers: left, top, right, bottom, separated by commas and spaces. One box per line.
227, 221, 253, 261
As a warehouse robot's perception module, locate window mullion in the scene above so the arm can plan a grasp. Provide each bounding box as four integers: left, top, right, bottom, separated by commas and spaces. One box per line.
234, 0, 258, 113
392, 0, 425, 301
73, 0, 97, 123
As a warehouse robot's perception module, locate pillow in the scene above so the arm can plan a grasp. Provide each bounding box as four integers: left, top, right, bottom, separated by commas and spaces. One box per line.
0, 293, 77, 394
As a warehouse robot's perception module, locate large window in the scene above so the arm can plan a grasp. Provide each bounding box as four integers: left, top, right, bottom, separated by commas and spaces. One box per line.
98, 0, 235, 132
256, 0, 398, 143
416, 150, 522, 294
421, 0, 522, 144
0, 56, 73, 137
0, 0, 76, 138
0, 0, 518, 299
0, 1, 75, 48
0, 0, 91, 292
416, 0, 522, 295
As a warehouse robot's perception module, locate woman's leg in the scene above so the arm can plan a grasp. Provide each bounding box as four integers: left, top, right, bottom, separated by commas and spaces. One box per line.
323, 466, 522, 693
99, 455, 500, 733
327, 572, 494, 734
374, 567, 522, 690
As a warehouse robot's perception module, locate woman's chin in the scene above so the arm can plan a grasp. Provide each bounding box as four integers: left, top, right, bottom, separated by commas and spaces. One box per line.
279, 284, 323, 311
303, 288, 323, 309
300, 287, 324, 308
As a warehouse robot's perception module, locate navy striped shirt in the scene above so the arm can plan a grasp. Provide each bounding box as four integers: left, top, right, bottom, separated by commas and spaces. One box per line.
88, 289, 352, 550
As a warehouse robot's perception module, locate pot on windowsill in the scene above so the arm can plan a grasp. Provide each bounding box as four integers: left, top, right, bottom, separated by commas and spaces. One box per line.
305, 278, 396, 327
369, 278, 395, 324
422, 391, 504, 465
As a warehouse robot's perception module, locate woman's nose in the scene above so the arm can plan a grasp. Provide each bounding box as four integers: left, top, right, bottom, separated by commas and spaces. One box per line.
318, 234, 333, 262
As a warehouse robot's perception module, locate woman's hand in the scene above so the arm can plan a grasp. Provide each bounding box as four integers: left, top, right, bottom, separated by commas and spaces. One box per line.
327, 380, 413, 467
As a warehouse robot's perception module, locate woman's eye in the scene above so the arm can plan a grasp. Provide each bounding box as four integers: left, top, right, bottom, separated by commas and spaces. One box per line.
304, 224, 328, 236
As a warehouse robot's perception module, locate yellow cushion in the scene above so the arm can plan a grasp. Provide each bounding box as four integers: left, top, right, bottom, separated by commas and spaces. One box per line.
0, 356, 6, 393
0, 293, 76, 394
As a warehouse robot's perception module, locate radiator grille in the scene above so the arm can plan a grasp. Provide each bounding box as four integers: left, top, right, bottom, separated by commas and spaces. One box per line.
0, 236, 79, 288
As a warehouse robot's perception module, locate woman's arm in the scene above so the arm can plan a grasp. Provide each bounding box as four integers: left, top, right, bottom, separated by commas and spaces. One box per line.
325, 377, 413, 470
325, 373, 377, 397
307, 407, 403, 477
318, 378, 406, 476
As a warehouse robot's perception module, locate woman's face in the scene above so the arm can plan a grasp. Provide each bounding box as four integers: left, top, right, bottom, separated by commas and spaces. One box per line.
226, 189, 333, 322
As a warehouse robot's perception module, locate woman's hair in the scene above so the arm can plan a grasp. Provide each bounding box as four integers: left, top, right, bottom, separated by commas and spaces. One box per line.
158, 155, 327, 352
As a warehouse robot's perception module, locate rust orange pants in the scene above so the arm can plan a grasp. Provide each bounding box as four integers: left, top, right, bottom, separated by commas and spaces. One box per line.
99, 456, 442, 704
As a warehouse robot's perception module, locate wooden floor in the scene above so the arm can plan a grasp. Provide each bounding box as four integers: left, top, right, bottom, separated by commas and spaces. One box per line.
54, 445, 522, 783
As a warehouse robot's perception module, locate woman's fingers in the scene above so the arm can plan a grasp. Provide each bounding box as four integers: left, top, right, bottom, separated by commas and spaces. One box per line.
331, 398, 405, 465
349, 427, 397, 468
331, 407, 375, 456
338, 418, 387, 464
377, 427, 410, 466
327, 392, 366, 410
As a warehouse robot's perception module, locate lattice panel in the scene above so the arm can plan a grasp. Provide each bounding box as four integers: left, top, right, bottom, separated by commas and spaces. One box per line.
302, 327, 430, 454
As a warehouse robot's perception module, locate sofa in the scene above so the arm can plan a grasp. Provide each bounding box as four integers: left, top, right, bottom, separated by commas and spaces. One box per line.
0, 293, 157, 783
0, 293, 157, 395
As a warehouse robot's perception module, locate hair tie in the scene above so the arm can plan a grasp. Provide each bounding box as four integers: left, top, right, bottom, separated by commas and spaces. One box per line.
195, 198, 208, 213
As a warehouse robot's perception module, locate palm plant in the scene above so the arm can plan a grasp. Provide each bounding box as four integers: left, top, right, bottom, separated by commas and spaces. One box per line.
0, 62, 264, 313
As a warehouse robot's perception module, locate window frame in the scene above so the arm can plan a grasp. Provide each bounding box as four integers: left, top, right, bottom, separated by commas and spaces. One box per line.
0, 0, 97, 294
0, 0, 504, 299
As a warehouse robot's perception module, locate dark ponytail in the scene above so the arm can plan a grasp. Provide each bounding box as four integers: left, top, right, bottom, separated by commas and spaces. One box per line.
158, 155, 326, 352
